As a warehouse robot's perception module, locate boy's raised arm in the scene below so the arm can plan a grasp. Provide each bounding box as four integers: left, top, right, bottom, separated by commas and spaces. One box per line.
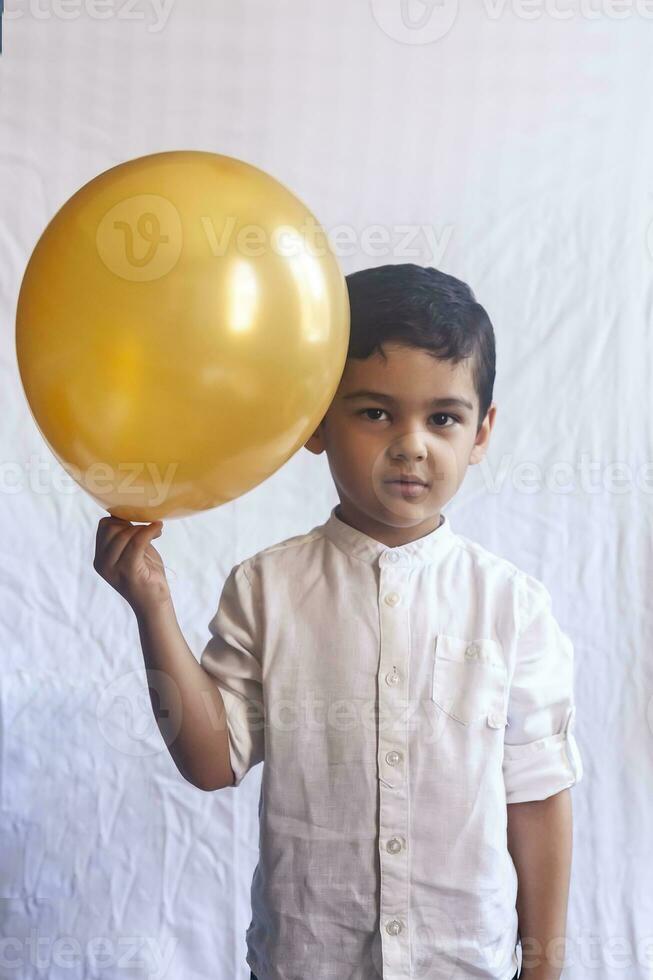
93, 516, 234, 791
134, 599, 235, 790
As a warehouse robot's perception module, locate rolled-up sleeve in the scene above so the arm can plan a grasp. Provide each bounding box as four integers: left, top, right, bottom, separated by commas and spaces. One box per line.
503, 572, 583, 804
200, 561, 265, 787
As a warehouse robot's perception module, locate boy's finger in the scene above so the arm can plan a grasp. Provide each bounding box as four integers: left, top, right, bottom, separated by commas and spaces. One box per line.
119, 522, 164, 565
96, 516, 133, 547
100, 521, 160, 568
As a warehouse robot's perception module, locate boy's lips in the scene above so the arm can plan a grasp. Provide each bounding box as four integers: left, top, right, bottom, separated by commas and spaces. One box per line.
383, 476, 430, 498
384, 476, 429, 486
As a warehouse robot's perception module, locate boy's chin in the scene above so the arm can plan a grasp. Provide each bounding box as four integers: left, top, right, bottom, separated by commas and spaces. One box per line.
364, 497, 439, 525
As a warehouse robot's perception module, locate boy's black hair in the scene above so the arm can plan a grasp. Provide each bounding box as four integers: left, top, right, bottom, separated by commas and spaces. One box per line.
344, 263, 495, 433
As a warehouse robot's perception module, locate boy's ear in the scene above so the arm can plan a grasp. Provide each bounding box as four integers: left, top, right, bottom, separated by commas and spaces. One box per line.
468, 402, 497, 465
304, 419, 326, 455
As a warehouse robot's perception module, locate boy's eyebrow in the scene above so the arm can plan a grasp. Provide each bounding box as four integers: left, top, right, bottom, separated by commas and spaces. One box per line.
341, 389, 475, 411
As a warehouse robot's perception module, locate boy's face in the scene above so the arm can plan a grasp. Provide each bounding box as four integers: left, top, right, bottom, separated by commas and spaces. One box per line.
304, 343, 496, 546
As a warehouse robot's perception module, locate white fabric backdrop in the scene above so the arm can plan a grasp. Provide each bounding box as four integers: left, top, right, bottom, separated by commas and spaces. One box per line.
2, 2, 652, 977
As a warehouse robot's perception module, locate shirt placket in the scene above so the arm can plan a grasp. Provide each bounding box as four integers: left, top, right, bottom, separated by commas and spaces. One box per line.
377, 549, 411, 979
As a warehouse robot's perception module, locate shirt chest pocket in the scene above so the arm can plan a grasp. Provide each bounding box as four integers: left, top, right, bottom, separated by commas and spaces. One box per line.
431, 634, 508, 728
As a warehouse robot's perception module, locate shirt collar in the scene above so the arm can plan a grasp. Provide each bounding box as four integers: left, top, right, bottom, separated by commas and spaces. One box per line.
323, 503, 457, 567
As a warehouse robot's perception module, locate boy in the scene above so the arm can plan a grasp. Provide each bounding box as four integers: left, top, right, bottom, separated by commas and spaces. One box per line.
94, 264, 583, 980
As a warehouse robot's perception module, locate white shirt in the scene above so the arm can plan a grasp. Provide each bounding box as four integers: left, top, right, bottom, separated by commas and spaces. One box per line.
200, 504, 583, 980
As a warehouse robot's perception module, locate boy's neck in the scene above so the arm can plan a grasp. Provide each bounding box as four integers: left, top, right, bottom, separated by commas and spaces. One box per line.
335, 501, 444, 549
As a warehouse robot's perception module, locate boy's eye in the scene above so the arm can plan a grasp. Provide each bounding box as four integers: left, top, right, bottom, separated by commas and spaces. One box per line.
359, 409, 459, 427
359, 408, 388, 422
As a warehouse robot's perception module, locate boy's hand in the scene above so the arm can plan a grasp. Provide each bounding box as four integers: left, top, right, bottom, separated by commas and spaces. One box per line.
93, 516, 171, 616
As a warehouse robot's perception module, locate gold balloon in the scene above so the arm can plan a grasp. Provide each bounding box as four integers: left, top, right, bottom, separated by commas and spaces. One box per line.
15, 151, 350, 521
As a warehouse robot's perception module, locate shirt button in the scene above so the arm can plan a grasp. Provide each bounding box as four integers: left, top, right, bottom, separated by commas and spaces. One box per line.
386, 919, 404, 936
387, 551, 400, 563
386, 836, 405, 854
384, 592, 401, 606
465, 642, 480, 659
385, 750, 402, 766
487, 712, 506, 728
385, 668, 401, 686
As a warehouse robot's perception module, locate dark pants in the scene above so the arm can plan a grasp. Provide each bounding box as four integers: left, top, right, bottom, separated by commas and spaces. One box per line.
251, 971, 519, 979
